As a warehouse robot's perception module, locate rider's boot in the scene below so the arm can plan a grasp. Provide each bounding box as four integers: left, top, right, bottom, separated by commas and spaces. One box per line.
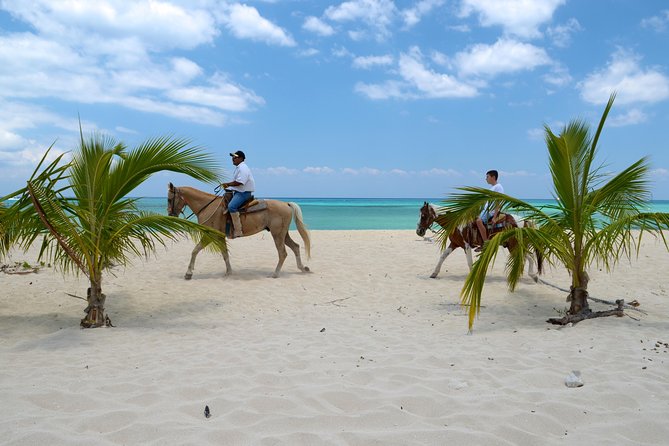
230, 212, 243, 238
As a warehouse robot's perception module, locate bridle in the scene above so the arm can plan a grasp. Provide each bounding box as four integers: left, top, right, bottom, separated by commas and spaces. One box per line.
417, 202, 437, 236
168, 185, 224, 221
167, 187, 184, 217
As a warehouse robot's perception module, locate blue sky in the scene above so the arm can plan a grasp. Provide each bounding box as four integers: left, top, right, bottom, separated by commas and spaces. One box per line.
1, 0, 668, 199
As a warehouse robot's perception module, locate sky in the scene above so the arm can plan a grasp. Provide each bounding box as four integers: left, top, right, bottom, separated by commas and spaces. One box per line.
1, 0, 668, 199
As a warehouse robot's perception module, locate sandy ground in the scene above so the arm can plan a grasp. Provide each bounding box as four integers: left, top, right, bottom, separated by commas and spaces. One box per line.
1, 230, 668, 445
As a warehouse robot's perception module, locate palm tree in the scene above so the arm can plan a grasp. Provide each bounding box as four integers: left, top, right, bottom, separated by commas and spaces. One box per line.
437, 94, 669, 330
0, 131, 227, 328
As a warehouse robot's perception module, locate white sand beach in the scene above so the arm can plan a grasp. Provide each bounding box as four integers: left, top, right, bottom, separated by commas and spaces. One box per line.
1, 230, 668, 445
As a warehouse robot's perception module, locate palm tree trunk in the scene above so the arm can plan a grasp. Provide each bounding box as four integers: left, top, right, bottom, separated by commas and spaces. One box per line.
80, 278, 106, 328
568, 270, 590, 315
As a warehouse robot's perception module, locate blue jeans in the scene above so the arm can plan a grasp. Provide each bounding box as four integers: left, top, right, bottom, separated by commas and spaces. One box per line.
228, 191, 252, 213
480, 209, 493, 222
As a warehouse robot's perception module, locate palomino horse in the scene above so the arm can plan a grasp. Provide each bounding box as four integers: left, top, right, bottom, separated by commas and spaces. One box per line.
416, 202, 542, 280
167, 183, 311, 278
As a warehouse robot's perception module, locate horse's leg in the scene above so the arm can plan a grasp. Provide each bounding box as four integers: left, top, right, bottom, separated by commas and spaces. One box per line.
526, 253, 538, 283
464, 244, 474, 270
185, 242, 204, 280
285, 233, 309, 273
270, 229, 289, 278
430, 243, 456, 278
222, 248, 232, 276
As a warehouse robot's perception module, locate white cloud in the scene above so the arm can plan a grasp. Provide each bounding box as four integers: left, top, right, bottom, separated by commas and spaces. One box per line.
342, 167, 382, 175
650, 168, 669, 177
0, 3, 270, 128
352, 54, 394, 69
460, 0, 565, 39
455, 39, 551, 77
641, 10, 669, 32
527, 128, 544, 140
1, 0, 219, 51
543, 64, 572, 87
399, 47, 479, 98
390, 168, 409, 175
260, 166, 299, 175
325, 0, 397, 41
355, 80, 411, 100
500, 170, 536, 177
420, 168, 462, 177
401, 0, 445, 28
579, 50, 669, 105
547, 18, 582, 47
298, 48, 320, 58
166, 73, 265, 112
303, 16, 335, 36
608, 108, 647, 127
222, 4, 295, 47
304, 166, 335, 174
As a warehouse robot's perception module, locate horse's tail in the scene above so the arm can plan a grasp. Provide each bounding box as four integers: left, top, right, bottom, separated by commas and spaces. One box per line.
287, 202, 311, 259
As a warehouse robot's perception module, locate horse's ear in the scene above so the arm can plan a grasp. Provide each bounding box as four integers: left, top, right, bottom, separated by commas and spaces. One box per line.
424, 201, 428, 206
168, 182, 173, 190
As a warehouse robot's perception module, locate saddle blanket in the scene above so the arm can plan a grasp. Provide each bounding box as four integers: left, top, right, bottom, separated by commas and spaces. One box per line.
240, 199, 267, 214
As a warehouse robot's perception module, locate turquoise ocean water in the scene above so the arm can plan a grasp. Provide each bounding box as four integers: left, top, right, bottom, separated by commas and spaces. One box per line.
138, 197, 669, 230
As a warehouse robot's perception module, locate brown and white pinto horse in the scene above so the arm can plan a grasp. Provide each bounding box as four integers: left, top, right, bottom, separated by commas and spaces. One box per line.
167, 183, 311, 279
416, 202, 542, 280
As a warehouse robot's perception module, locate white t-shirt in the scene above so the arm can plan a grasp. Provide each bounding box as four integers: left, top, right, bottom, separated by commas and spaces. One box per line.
490, 183, 504, 194
230, 161, 255, 192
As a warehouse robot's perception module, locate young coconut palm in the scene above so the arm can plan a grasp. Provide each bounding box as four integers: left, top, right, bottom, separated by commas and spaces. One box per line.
0, 131, 227, 328
437, 93, 669, 330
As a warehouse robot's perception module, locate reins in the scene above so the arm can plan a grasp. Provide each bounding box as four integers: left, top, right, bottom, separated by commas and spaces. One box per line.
173, 185, 225, 221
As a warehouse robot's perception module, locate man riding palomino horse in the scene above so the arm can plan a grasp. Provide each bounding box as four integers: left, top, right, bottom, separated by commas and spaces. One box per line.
220, 150, 255, 238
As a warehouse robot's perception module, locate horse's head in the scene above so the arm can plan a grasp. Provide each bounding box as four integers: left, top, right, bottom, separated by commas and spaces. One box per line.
416, 202, 437, 237
167, 182, 187, 217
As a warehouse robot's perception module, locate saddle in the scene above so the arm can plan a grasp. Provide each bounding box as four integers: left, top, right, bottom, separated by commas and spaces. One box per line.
222, 191, 267, 214
485, 213, 509, 231
222, 191, 268, 238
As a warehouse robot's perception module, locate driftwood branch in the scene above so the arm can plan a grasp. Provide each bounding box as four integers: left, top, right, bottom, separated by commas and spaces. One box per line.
319, 296, 353, 307
65, 292, 87, 301
538, 278, 647, 314
547, 299, 626, 325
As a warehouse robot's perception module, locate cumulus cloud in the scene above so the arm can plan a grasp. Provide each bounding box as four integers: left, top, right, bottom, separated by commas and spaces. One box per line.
608, 108, 647, 127
352, 54, 394, 69
324, 0, 397, 41
303, 16, 335, 36
579, 50, 669, 105
455, 38, 551, 77
259, 166, 299, 175
460, 0, 565, 39
547, 18, 582, 47
641, 10, 669, 32
419, 168, 462, 177
222, 3, 295, 47
0, 0, 219, 51
543, 64, 572, 87
304, 166, 335, 174
401, 0, 445, 28
0, 1, 272, 129
399, 47, 478, 98
354, 80, 411, 100
354, 47, 479, 100
166, 73, 265, 112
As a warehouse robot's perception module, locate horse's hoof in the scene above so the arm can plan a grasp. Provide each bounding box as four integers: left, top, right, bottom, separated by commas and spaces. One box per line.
531, 274, 538, 283
430, 273, 438, 279
184, 273, 192, 280
303, 266, 310, 272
